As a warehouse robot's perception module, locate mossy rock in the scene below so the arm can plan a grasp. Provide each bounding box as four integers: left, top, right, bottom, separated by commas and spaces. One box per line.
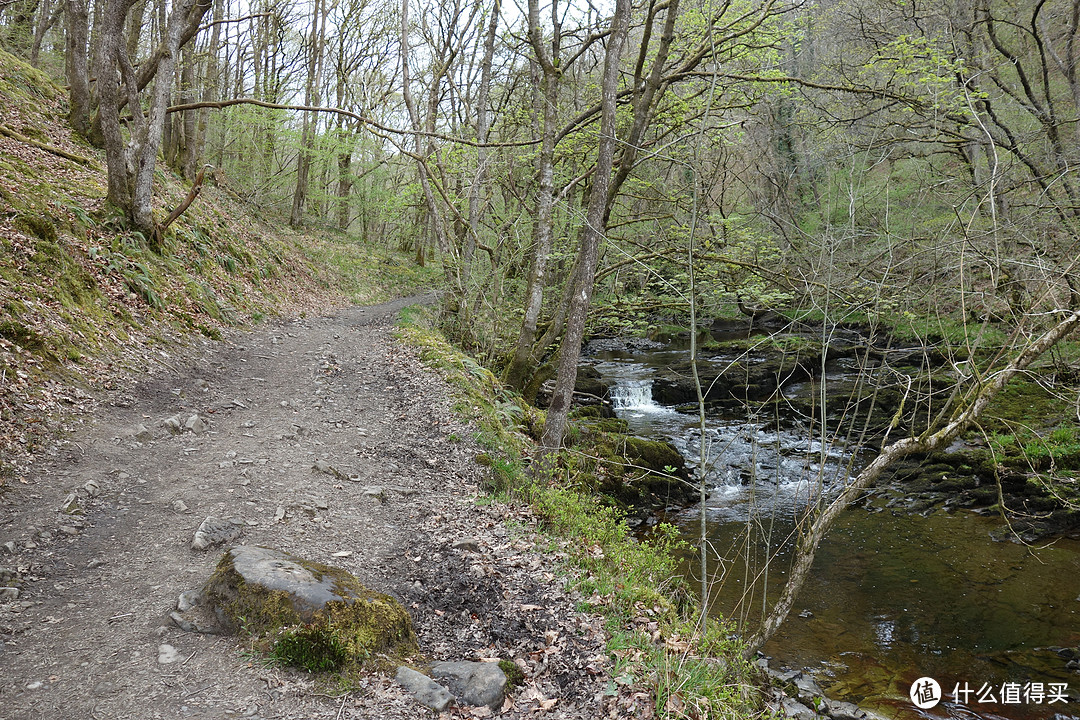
202, 546, 418, 669
573, 415, 630, 435
569, 404, 617, 421
16, 213, 59, 243
585, 432, 696, 509
520, 403, 546, 441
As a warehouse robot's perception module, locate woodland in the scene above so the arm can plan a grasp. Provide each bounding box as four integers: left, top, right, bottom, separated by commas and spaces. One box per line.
1, 0, 1080, 695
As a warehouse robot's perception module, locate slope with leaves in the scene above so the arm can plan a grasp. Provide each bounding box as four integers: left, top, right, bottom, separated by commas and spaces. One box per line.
0, 49, 436, 482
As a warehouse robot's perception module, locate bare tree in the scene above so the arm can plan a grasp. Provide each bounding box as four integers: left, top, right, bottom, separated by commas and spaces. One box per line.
539, 0, 632, 457
290, 0, 327, 228
94, 0, 212, 239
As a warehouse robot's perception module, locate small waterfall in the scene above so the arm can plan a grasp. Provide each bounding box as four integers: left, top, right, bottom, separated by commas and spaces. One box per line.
611, 379, 657, 410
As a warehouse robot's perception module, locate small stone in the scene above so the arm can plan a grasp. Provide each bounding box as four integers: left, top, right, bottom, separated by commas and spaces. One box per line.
430, 661, 507, 710
173, 500, 190, 513
825, 699, 866, 720
195, 379, 210, 392
452, 538, 481, 553
794, 674, 824, 703
169, 611, 222, 635
798, 609, 814, 618
163, 415, 184, 435
59, 526, 79, 536
185, 415, 209, 435
2, 541, 16, 554
26, 681, 43, 690
332, 551, 353, 558
23, 541, 37, 550
395, 666, 453, 712
313, 460, 348, 481
92, 681, 117, 697
157, 644, 182, 664
781, 698, 816, 720
134, 424, 153, 442
61, 493, 82, 515
361, 486, 386, 503
192, 516, 243, 550
84, 479, 101, 497
170, 612, 198, 633
0, 587, 20, 600
177, 589, 202, 612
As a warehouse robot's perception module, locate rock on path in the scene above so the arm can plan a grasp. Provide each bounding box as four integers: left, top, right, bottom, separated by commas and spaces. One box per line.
0, 297, 622, 720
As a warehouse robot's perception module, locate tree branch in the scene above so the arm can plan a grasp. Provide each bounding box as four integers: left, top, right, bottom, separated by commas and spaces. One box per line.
163, 98, 540, 148
159, 164, 211, 236
743, 309, 1080, 656
0, 124, 99, 167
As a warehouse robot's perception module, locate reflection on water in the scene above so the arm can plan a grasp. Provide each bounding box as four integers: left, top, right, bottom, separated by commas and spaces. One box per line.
589, 346, 1080, 720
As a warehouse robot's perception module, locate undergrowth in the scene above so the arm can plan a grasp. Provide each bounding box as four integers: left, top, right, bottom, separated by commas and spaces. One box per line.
396, 307, 761, 719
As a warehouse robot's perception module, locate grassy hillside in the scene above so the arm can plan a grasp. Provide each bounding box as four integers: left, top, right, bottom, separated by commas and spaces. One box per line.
0, 50, 438, 481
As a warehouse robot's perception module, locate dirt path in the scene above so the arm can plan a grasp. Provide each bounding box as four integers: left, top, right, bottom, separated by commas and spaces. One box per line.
0, 299, 618, 720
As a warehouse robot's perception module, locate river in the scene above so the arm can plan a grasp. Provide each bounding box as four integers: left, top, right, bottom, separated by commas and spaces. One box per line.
586, 338, 1080, 720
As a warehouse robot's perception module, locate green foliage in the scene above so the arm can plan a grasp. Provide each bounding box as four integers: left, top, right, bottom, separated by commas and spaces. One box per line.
270, 623, 351, 673
498, 659, 526, 688
303, 233, 443, 304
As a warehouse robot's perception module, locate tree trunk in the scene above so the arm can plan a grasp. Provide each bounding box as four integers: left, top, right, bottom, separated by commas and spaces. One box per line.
95, 0, 210, 237
65, 0, 91, 138
336, 134, 354, 231
124, 0, 146, 60
400, 0, 451, 258
30, 0, 62, 66
190, 0, 222, 178
539, 0, 631, 457
464, 0, 500, 285
131, 0, 202, 237
290, 0, 325, 229
96, 0, 138, 214
174, 45, 198, 178
604, 0, 680, 222
504, 0, 561, 390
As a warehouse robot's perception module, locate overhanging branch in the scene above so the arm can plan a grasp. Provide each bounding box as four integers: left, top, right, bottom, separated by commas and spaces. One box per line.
164, 98, 540, 149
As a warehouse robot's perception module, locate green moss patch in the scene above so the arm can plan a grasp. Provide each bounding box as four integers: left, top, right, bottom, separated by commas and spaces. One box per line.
203, 546, 418, 672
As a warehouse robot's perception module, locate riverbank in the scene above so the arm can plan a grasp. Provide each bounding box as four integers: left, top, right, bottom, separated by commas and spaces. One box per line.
563, 322, 1080, 720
